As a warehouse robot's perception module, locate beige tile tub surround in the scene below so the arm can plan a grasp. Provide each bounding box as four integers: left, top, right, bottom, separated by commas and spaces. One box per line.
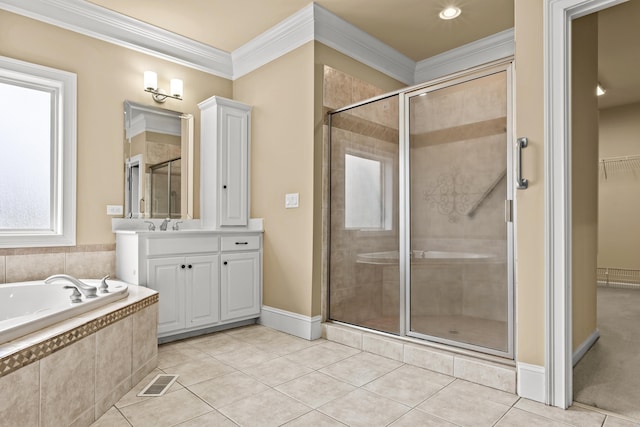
0, 286, 158, 427
324, 322, 516, 393
0, 244, 116, 285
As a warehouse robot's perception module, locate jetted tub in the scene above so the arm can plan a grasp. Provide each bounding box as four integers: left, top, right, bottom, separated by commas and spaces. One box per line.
0, 278, 129, 345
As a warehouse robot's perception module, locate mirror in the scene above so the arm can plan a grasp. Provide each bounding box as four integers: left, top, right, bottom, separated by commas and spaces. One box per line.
123, 101, 193, 219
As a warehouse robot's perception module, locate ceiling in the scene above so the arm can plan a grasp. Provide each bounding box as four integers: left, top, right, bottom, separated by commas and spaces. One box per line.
86, 0, 514, 61
86, 0, 638, 109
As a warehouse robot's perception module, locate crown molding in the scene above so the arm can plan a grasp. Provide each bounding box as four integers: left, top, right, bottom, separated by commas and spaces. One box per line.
312, 3, 415, 85
0, 0, 513, 86
0, 0, 233, 78
414, 28, 515, 84
232, 4, 315, 80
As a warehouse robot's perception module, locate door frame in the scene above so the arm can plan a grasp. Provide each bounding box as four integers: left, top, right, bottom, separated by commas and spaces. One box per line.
401, 61, 515, 359
544, 0, 627, 408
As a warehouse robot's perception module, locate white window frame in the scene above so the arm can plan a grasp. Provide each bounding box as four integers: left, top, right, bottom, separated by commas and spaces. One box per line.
0, 56, 76, 248
344, 149, 393, 232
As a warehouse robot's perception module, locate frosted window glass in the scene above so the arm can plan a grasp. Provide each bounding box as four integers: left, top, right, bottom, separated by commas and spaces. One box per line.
0, 82, 52, 230
345, 154, 383, 229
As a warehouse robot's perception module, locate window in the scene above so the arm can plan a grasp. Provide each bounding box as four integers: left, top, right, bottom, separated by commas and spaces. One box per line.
0, 56, 76, 248
344, 152, 392, 230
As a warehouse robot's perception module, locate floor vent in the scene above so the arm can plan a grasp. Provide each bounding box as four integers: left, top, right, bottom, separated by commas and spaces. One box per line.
137, 374, 179, 397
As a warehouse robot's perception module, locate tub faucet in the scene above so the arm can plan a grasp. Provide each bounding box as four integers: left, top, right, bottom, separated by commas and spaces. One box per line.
45, 274, 98, 298
160, 218, 171, 231
63, 285, 83, 303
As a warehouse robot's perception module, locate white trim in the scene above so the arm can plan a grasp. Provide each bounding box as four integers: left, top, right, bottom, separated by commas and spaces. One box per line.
0, 55, 76, 248
573, 329, 599, 366
312, 3, 415, 85
0, 0, 233, 78
544, 0, 627, 409
0, 0, 513, 86
517, 363, 546, 403
414, 28, 515, 84
259, 305, 322, 340
232, 4, 315, 80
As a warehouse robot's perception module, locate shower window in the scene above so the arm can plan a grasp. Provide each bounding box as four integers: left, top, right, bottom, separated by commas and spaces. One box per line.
345, 152, 392, 231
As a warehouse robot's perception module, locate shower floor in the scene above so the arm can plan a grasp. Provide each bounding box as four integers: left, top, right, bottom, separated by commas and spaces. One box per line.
358, 314, 508, 353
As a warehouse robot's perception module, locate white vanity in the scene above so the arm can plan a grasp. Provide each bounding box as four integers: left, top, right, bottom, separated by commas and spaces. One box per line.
115, 226, 262, 342
115, 96, 262, 342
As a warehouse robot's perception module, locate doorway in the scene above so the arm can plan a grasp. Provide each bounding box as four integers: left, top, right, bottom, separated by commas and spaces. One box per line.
328, 63, 514, 358
544, 0, 630, 410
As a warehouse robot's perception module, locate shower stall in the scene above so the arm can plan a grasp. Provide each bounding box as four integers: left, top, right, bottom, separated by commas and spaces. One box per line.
328, 62, 514, 357
149, 157, 181, 219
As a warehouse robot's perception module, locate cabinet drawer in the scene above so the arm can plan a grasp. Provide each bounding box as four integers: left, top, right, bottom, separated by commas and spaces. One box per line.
221, 235, 260, 251
147, 235, 219, 256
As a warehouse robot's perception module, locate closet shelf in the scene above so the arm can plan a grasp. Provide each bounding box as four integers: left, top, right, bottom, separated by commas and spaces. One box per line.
599, 154, 640, 179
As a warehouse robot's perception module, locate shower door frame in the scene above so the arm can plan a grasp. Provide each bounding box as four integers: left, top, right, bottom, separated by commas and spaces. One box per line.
400, 62, 515, 359
326, 59, 515, 359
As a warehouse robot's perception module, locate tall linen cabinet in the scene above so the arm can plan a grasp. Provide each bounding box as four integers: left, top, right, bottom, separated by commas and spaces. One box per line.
199, 96, 251, 228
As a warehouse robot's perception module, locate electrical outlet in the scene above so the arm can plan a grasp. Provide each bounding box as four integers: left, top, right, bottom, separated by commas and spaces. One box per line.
285, 193, 299, 209
106, 205, 123, 215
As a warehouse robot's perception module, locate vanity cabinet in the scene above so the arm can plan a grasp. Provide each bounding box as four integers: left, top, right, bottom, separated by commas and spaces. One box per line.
220, 236, 261, 321
115, 230, 262, 341
199, 96, 251, 228
148, 254, 219, 336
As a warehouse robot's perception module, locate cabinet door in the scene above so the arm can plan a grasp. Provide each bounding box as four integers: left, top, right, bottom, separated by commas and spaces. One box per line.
219, 104, 249, 226
220, 252, 260, 321
185, 254, 220, 329
148, 257, 185, 335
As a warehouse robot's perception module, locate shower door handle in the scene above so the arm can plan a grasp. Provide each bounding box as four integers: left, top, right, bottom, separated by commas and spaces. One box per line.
516, 137, 529, 190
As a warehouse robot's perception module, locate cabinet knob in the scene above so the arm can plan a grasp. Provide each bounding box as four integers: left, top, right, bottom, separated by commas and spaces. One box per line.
223, 185, 227, 189
223, 261, 228, 265
188, 265, 192, 269
181, 264, 186, 269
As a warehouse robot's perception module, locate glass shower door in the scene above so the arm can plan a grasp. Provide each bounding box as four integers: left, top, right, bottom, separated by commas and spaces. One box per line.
406, 69, 513, 355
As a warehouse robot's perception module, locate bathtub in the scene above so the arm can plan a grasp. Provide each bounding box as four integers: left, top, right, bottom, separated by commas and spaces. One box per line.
0, 278, 129, 345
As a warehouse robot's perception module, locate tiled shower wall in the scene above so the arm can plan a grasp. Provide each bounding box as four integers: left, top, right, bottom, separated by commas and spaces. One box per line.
0, 244, 116, 285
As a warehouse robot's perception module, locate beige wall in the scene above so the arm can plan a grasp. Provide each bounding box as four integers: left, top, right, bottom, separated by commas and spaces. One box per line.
598, 102, 640, 269
232, 41, 405, 318
233, 42, 316, 316
514, 0, 546, 366
0, 10, 232, 246
571, 14, 599, 351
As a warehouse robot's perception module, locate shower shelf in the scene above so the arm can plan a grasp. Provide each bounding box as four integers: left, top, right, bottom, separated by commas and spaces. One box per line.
599, 154, 640, 179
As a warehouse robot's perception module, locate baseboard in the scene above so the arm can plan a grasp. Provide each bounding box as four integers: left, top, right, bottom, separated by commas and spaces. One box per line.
573, 329, 600, 366
517, 362, 545, 403
259, 305, 322, 340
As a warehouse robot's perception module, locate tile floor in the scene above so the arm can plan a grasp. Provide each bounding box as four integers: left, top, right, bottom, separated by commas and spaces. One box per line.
93, 324, 639, 427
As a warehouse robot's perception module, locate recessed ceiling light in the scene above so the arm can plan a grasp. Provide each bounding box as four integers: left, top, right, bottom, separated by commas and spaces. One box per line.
439, 6, 462, 20
596, 83, 606, 96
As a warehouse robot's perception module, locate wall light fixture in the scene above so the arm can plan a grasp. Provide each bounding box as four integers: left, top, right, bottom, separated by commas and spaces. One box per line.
144, 71, 183, 103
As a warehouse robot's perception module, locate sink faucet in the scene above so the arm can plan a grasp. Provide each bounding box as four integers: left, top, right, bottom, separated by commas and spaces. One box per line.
160, 218, 171, 231
45, 274, 98, 298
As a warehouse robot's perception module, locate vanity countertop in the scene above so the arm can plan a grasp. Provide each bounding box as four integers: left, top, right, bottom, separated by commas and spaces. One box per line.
112, 218, 264, 234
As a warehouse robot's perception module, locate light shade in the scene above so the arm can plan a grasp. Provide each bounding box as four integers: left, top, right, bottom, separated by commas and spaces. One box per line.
144, 71, 157, 90
170, 79, 183, 98
597, 83, 606, 96
439, 6, 461, 20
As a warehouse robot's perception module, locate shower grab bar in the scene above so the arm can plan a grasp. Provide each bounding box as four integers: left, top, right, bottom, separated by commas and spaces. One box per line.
516, 137, 529, 190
